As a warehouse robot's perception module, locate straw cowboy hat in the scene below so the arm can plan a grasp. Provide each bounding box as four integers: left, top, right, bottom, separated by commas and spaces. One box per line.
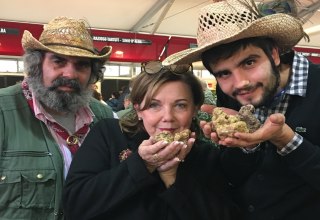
22, 16, 112, 61
163, 0, 307, 65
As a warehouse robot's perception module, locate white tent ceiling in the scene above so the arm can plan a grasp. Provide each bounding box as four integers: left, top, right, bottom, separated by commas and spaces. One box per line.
1, 0, 320, 48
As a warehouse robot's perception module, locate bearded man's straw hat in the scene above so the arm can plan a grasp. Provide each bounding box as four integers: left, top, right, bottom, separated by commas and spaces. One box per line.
22, 16, 112, 61
163, 0, 307, 65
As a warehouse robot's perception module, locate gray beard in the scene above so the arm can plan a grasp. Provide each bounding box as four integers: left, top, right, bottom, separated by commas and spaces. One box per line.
26, 75, 93, 113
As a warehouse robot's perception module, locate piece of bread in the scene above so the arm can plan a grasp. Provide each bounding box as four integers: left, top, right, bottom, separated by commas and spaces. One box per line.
154, 129, 191, 143
211, 104, 261, 140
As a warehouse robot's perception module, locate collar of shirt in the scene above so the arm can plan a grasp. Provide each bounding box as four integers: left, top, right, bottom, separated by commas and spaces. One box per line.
30, 93, 94, 178
32, 94, 94, 132
286, 52, 309, 97
255, 53, 309, 122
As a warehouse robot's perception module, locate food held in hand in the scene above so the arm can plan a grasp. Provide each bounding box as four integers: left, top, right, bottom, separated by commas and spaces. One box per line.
211, 105, 261, 139
154, 129, 191, 143
238, 104, 261, 133
154, 131, 174, 143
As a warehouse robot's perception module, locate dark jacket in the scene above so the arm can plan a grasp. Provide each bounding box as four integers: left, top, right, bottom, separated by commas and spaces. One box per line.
63, 118, 242, 220
0, 83, 114, 220
218, 62, 320, 220
106, 98, 119, 111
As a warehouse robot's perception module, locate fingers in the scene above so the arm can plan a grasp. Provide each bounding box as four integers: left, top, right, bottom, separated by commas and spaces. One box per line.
138, 139, 186, 171
200, 121, 213, 138
227, 113, 288, 148
218, 136, 261, 148
220, 107, 238, 115
157, 137, 195, 172
200, 111, 289, 148
268, 113, 285, 126
200, 104, 215, 113
175, 137, 194, 161
157, 158, 179, 172
138, 139, 169, 169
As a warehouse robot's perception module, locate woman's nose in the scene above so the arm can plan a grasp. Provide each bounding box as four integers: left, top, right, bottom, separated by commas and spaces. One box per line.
162, 106, 174, 121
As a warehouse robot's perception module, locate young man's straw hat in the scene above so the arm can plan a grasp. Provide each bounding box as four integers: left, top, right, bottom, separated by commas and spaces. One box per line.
22, 16, 112, 61
163, 0, 307, 65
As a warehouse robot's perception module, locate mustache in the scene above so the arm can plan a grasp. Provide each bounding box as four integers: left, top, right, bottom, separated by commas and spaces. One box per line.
232, 83, 262, 97
48, 77, 81, 92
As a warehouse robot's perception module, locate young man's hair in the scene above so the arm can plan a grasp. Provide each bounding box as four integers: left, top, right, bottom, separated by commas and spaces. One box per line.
201, 37, 285, 76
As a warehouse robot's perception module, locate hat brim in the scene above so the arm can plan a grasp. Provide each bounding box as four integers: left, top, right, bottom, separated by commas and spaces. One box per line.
22, 30, 112, 61
163, 13, 305, 65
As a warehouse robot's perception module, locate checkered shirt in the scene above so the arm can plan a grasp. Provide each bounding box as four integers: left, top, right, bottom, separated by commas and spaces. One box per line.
254, 52, 308, 155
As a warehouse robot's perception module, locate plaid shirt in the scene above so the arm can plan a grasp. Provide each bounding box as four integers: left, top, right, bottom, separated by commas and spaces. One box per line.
254, 52, 308, 155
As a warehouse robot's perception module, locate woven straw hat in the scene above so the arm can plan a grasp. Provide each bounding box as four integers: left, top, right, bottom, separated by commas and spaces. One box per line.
163, 0, 306, 65
22, 16, 112, 61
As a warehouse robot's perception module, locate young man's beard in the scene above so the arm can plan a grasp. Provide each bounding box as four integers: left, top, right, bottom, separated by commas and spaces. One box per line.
231, 65, 280, 108
255, 65, 281, 108
26, 75, 93, 113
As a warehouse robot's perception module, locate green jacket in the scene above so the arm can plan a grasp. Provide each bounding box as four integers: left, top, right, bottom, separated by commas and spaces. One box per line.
0, 84, 114, 220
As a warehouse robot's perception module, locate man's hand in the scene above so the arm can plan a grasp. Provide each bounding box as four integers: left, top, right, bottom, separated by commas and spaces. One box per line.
208, 113, 294, 149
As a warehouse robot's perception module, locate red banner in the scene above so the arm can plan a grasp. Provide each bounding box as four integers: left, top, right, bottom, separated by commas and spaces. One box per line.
0, 20, 319, 63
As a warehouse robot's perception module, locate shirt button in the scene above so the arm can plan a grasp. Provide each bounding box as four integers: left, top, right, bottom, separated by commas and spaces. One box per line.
0, 176, 6, 181
36, 174, 44, 179
248, 205, 255, 212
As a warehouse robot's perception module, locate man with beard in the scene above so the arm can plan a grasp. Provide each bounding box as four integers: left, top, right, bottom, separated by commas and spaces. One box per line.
163, 0, 320, 219
0, 17, 114, 220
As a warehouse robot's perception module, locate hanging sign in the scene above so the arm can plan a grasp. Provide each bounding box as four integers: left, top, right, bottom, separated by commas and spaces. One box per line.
0, 27, 19, 35
93, 36, 152, 45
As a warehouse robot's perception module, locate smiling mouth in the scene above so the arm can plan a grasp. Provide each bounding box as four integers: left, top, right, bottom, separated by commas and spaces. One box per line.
234, 85, 258, 97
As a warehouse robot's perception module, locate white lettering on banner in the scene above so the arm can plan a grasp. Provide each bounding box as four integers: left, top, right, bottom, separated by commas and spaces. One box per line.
0, 28, 6, 34
297, 51, 320, 57
93, 35, 152, 45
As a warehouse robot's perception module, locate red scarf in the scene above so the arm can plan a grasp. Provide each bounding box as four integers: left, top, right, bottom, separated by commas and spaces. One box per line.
21, 80, 89, 155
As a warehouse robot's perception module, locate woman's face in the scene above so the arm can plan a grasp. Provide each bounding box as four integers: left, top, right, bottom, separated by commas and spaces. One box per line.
136, 81, 197, 137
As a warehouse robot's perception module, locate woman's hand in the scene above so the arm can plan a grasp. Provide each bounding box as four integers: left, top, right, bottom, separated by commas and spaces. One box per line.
138, 136, 187, 173
157, 136, 195, 188
157, 136, 195, 172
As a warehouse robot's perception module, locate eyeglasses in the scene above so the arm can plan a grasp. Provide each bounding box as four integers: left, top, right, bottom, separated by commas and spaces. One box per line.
141, 60, 192, 75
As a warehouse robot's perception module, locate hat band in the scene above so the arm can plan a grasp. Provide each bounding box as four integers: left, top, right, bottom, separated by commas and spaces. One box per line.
44, 43, 95, 54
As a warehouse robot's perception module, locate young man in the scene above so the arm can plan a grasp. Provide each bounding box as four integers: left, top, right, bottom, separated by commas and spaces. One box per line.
164, 0, 320, 219
0, 17, 115, 219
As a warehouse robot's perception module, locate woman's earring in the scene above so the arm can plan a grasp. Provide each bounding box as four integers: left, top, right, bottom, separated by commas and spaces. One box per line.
138, 117, 142, 121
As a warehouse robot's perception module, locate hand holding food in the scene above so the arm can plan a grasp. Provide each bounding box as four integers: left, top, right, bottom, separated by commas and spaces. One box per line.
211, 105, 261, 140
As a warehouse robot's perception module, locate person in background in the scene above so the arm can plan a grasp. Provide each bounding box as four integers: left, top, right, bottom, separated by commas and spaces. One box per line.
163, 0, 320, 219
116, 93, 132, 118
92, 89, 108, 106
63, 60, 242, 220
198, 79, 216, 122
90, 84, 110, 106
0, 16, 115, 220
201, 79, 216, 106
115, 84, 131, 111
106, 90, 120, 111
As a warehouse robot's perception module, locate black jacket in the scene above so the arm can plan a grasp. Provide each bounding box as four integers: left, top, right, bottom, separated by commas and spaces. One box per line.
63, 118, 243, 220
218, 62, 320, 220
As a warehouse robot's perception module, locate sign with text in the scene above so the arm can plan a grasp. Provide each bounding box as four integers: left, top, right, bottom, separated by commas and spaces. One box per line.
0, 27, 19, 35
93, 36, 152, 45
